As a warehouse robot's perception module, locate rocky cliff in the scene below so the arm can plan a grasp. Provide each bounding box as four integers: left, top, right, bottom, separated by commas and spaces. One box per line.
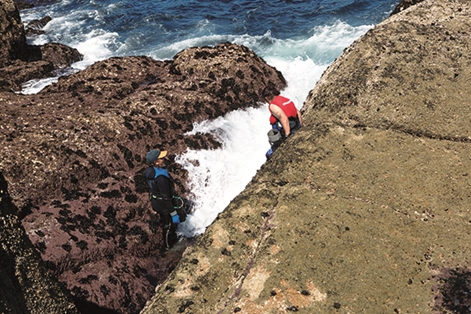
0, 0, 286, 313
142, 0, 471, 313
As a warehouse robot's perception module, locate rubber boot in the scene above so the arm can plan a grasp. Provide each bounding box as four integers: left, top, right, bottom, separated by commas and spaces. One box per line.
163, 223, 178, 250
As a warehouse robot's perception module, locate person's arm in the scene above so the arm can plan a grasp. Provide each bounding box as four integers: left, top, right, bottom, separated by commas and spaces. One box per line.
269, 104, 290, 136
297, 109, 303, 126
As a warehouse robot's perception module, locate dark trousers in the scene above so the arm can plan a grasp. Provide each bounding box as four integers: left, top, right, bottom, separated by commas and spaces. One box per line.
272, 117, 301, 137
151, 198, 177, 248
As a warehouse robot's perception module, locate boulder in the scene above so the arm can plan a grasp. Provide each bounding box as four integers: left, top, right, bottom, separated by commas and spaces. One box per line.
142, 0, 471, 313
25, 15, 51, 36
0, 0, 82, 91
0, 0, 27, 65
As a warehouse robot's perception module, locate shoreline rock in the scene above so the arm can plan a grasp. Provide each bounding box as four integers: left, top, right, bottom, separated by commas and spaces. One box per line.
0, 173, 79, 314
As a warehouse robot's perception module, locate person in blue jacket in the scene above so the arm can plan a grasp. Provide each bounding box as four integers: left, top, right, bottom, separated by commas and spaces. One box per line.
144, 149, 178, 250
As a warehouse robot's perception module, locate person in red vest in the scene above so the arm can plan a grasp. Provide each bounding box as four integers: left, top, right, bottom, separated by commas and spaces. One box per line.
263, 85, 303, 138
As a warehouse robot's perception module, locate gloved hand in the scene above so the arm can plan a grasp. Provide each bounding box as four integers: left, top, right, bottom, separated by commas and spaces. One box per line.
170, 210, 180, 224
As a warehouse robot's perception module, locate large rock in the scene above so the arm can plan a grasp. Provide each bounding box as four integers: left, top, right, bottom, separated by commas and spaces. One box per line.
0, 33, 286, 314
0, 0, 82, 91
0, 0, 27, 65
0, 172, 78, 314
142, 0, 471, 313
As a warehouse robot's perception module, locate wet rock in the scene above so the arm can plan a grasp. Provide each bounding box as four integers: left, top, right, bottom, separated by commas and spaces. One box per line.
25, 15, 51, 36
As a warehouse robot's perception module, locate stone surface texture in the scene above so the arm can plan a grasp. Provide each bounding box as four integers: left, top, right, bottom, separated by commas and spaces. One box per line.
142, 0, 471, 313
0, 0, 26, 65
0, 173, 78, 313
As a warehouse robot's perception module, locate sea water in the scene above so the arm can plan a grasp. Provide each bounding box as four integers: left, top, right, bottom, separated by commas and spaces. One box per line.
20, 0, 399, 237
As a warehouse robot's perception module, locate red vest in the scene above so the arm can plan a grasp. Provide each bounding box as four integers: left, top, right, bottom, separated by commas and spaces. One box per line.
268, 95, 298, 124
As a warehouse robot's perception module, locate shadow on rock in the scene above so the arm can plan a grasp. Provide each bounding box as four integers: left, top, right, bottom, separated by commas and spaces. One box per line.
433, 268, 471, 313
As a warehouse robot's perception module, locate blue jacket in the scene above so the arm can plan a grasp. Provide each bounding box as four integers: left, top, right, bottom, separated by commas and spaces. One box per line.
144, 167, 174, 200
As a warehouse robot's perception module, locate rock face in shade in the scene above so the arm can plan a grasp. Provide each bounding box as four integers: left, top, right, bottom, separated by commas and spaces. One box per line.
0, 0, 27, 64
142, 1, 471, 313
390, 0, 425, 15
0, 173, 79, 314
1, 1, 287, 313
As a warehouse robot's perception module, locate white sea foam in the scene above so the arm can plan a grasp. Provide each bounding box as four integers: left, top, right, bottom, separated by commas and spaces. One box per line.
176, 106, 271, 237
72, 30, 122, 69
19, 2, 124, 94
19, 77, 59, 95
174, 60, 321, 237
20, 29, 120, 94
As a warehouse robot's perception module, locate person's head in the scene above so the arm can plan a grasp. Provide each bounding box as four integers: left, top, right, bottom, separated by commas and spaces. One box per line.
262, 85, 280, 102
146, 149, 168, 167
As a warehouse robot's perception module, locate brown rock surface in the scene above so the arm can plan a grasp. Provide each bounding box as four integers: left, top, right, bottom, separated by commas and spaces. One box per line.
0, 1, 287, 311
0, 0, 27, 65
142, 0, 471, 313
0, 173, 79, 314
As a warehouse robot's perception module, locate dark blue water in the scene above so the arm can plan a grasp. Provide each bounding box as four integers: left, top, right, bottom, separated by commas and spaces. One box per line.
20, 0, 400, 236
21, 0, 398, 58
